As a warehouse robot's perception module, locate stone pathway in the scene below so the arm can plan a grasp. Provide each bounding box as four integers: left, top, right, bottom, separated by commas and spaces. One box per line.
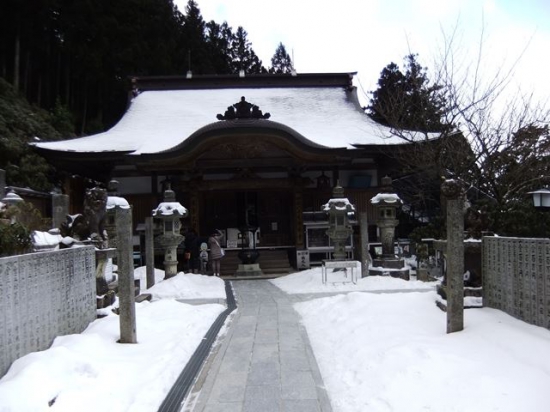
187, 280, 333, 412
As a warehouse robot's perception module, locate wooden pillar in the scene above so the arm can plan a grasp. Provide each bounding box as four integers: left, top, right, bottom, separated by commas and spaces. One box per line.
293, 187, 304, 248
189, 188, 200, 233
333, 167, 340, 185
151, 173, 158, 196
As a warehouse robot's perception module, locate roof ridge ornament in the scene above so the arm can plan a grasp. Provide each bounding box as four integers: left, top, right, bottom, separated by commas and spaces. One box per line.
216, 96, 271, 120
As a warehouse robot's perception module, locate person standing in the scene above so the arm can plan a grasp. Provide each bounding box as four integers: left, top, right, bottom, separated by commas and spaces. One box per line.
208, 229, 225, 276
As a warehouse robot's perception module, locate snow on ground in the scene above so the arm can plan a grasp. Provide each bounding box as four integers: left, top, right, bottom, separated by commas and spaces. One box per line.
0, 272, 226, 412
270, 264, 438, 294
295, 290, 550, 412
2, 266, 550, 412
145, 271, 227, 300
134, 265, 166, 286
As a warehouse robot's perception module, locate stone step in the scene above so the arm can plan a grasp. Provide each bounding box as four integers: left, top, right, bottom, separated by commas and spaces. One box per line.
220, 249, 293, 276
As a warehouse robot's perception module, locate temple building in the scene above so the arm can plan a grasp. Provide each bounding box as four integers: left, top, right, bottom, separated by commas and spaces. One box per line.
33, 72, 427, 273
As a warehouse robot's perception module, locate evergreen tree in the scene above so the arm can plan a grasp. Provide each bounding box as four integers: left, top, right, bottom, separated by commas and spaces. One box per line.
230, 27, 266, 74
367, 54, 447, 133
205, 20, 234, 74
270, 42, 293, 74
367, 55, 463, 226
180, 0, 211, 74
0, 0, 270, 134
367, 62, 406, 125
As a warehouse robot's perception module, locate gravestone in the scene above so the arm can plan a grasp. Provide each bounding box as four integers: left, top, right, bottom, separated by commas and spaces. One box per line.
52, 194, 69, 230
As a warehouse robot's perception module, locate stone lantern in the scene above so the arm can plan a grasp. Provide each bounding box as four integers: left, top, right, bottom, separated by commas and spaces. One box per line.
322, 184, 355, 260
1, 189, 24, 225
152, 184, 187, 279
369, 176, 409, 279
1, 189, 24, 207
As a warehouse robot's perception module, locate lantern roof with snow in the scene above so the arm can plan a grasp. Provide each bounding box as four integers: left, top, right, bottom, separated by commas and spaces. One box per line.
370, 176, 402, 206
106, 196, 130, 210
152, 186, 187, 218
322, 184, 355, 212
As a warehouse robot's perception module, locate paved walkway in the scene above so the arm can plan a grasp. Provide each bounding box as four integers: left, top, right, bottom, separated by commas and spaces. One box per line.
187, 280, 333, 412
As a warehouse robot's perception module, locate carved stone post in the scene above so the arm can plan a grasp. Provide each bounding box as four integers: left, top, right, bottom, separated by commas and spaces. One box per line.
116, 206, 137, 343
145, 217, 155, 289
359, 212, 370, 278
442, 179, 465, 334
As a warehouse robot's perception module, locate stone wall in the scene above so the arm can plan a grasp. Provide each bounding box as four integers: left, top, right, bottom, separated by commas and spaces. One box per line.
0, 246, 96, 377
483, 236, 550, 329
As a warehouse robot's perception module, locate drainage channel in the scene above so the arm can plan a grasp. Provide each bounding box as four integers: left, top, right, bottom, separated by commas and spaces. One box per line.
157, 280, 237, 412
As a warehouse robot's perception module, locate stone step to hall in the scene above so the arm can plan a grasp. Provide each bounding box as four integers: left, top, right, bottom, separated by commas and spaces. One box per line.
220, 249, 293, 276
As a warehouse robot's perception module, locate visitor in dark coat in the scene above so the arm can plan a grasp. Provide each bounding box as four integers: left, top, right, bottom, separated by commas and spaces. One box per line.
184, 229, 202, 273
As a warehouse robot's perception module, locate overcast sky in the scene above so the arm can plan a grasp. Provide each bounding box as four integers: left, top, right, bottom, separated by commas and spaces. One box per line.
175, 0, 550, 104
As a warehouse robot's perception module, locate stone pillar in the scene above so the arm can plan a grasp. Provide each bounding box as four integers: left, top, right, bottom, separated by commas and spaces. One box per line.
442, 179, 464, 334
145, 217, 155, 289
52, 194, 69, 229
360, 212, 370, 278
0, 169, 6, 199
116, 207, 137, 343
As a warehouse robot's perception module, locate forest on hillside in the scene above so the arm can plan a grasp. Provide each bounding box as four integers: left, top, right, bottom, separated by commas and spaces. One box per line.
0, 0, 292, 136
0, 0, 293, 191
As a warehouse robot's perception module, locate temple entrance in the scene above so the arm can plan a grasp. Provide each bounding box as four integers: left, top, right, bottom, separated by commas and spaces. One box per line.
200, 189, 293, 247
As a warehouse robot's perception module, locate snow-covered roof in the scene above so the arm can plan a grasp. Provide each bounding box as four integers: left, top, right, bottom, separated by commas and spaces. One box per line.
322, 197, 356, 212
371, 193, 403, 204
152, 202, 187, 217
106, 196, 130, 210
33, 79, 416, 155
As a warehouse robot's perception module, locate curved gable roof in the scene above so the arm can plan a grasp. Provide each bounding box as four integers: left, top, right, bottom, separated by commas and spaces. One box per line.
33, 73, 416, 156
